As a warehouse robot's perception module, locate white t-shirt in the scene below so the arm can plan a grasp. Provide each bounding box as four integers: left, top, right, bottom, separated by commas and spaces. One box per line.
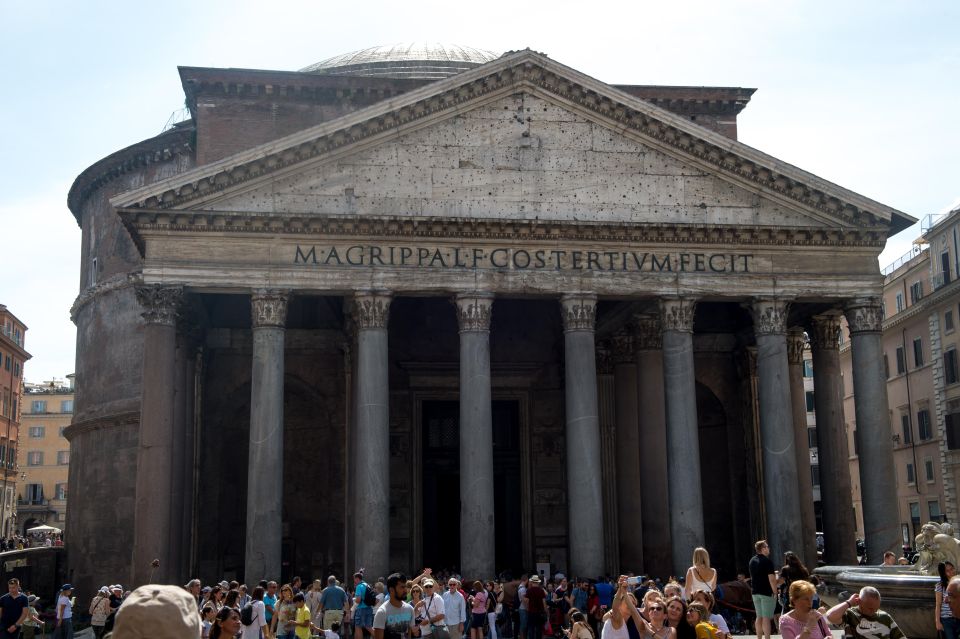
324, 631, 339, 639
421, 594, 447, 636
242, 600, 267, 638
601, 619, 630, 639
58, 595, 73, 620
709, 613, 729, 634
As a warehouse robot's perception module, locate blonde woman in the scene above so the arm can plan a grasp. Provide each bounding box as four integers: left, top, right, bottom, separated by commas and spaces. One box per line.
777, 581, 830, 639
683, 549, 717, 600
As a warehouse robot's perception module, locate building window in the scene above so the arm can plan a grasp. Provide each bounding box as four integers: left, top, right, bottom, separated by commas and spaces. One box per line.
55, 483, 67, 500
925, 457, 935, 482
896, 293, 905, 313
3, 355, 9, 371
947, 349, 960, 385
60, 400, 73, 413
919, 409, 933, 441
26, 452, 43, 466
13, 361, 19, 378
911, 502, 922, 535
56, 451, 69, 465
806, 391, 815, 412
902, 414, 912, 444
28, 426, 44, 438
930, 500, 943, 521
906, 462, 915, 485
803, 360, 814, 378
807, 427, 818, 448
30, 400, 46, 414
948, 414, 960, 450
811, 464, 820, 487
896, 347, 906, 374
910, 281, 924, 304
914, 338, 925, 367
948, 310, 956, 333
853, 428, 860, 455
24, 484, 43, 504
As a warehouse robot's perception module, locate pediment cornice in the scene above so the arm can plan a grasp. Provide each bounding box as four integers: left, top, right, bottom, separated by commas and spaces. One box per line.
120, 209, 886, 254
111, 50, 913, 233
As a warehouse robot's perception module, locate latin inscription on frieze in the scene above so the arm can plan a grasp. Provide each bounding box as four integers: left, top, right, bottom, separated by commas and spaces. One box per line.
293, 244, 753, 273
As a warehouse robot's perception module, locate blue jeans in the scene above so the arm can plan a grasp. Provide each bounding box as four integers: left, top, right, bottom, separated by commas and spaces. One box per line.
943, 617, 960, 639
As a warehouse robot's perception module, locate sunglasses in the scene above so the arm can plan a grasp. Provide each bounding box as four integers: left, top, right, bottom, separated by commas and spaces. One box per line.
648, 607, 664, 612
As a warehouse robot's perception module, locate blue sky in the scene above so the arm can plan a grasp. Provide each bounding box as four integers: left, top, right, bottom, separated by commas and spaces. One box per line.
1, 0, 958, 381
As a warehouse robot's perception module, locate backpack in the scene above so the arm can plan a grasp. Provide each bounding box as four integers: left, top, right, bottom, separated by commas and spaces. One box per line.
362, 583, 377, 607
241, 602, 254, 626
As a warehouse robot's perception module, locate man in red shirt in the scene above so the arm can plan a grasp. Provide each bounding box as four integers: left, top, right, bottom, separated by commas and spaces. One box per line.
522, 576, 547, 639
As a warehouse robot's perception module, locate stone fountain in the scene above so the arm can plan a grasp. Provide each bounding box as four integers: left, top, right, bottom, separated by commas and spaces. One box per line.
814, 522, 958, 639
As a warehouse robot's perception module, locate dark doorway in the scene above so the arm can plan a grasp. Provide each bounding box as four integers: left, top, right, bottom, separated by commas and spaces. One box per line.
423, 401, 461, 573
421, 399, 524, 575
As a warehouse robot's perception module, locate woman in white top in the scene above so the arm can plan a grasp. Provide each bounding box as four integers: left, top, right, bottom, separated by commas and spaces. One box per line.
683, 548, 717, 600
55, 585, 74, 639
601, 577, 652, 639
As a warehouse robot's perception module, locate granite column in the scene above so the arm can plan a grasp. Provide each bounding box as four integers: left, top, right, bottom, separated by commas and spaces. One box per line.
132, 284, 182, 586
561, 293, 605, 577
751, 298, 803, 559
810, 313, 857, 564
245, 290, 288, 584
634, 315, 670, 579
846, 298, 900, 560
352, 291, 392, 580
455, 293, 496, 579
612, 330, 643, 572
787, 328, 818, 567
660, 298, 704, 575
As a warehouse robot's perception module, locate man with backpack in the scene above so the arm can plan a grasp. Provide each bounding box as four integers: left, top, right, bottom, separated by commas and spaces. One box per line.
354, 572, 377, 639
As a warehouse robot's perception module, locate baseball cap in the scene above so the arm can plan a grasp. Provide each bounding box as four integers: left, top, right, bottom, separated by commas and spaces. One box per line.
113, 584, 201, 639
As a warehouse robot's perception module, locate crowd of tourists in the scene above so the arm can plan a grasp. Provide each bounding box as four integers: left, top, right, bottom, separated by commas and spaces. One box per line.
9, 540, 960, 639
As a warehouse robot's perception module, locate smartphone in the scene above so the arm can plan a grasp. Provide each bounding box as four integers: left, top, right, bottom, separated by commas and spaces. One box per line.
626, 577, 641, 586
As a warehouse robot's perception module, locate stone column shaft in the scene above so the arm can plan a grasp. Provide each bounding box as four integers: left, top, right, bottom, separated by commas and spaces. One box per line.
245, 290, 288, 583
168, 333, 189, 580
846, 298, 900, 560
561, 294, 605, 577
787, 328, 819, 568
810, 314, 857, 564
456, 293, 495, 579
752, 299, 804, 560
612, 332, 643, 572
132, 284, 182, 586
660, 298, 704, 575
353, 291, 392, 580
634, 315, 670, 579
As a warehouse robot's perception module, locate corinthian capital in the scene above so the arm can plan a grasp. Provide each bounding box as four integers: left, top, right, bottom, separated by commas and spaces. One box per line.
561, 293, 597, 332
353, 291, 392, 329
632, 314, 662, 350
787, 328, 807, 365
659, 298, 696, 333
845, 298, 884, 335
251, 290, 289, 328
610, 330, 635, 364
810, 313, 843, 350
135, 284, 183, 326
454, 293, 493, 333
750, 298, 791, 336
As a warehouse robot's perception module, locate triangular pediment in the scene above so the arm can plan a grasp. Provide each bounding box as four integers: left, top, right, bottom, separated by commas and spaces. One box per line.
112, 49, 914, 236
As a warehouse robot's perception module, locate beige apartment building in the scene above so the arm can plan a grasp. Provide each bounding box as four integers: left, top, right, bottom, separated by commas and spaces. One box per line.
0, 305, 29, 539
18, 377, 73, 534
840, 204, 960, 551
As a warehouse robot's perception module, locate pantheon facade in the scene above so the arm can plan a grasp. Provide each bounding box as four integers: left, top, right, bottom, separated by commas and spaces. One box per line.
66, 44, 913, 593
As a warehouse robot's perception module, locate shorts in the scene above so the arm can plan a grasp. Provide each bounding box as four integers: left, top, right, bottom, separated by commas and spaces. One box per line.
324, 610, 345, 629
518, 610, 528, 632
473, 613, 487, 627
752, 594, 775, 618
355, 606, 374, 628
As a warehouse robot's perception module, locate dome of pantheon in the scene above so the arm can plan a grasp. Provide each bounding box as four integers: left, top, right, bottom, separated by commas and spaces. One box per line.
299, 42, 501, 79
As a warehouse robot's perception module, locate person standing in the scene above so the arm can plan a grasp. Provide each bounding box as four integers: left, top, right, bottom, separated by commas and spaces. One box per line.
938, 563, 959, 639
778, 581, 830, 639
0, 578, 29, 639
748, 540, 777, 639
54, 585, 73, 639
777, 553, 810, 613
241, 586, 268, 639
469, 582, 487, 639
683, 549, 717, 600
825, 588, 904, 639
354, 573, 374, 639
89, 587, 111, 638
420, 579, 446, 639
523, 576, 547, 639
374, 574, 416, 639
442, 579, 465, 639
322, 576, 349, 631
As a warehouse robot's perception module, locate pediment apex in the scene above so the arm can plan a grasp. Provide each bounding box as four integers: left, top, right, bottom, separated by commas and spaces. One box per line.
111, 49, 914, 233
